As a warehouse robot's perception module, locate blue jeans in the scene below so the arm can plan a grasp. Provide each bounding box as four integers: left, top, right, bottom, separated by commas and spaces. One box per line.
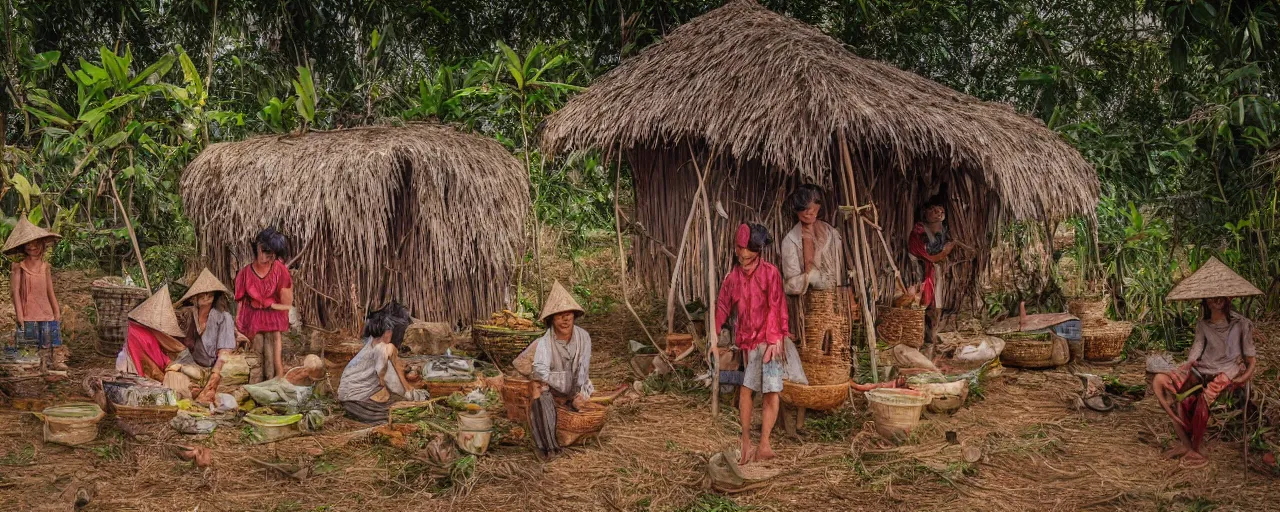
15, 320, 62, 349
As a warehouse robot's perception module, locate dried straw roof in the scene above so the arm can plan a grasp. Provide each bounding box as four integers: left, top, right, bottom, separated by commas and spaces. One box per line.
181, 123, 529, 330
541, 0, 1098, 222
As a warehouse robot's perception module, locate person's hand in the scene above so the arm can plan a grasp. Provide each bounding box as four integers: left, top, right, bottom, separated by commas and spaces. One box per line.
763, 342, 782, 364
572, 394, 589, 409
1233, 374, 1252, 386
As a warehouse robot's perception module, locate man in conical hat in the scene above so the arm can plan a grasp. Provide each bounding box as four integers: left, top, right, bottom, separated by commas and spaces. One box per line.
5, 218, 68, 371
1152, 257, 1264, 468
116, 285, 191, 385
512, 281, 595, 458
177, 269, 241, 403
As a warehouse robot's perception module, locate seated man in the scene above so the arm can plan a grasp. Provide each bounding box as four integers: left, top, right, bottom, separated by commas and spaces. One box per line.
1152, 295, 1258, 467
512, 282, 594, 459
337, 303, 425, 423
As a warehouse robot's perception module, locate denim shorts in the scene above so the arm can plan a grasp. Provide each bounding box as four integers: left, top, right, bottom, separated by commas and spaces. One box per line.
15, 321, 62, 349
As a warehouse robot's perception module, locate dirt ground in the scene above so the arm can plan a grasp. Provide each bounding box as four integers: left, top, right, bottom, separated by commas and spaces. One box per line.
1, 266, 1278, 512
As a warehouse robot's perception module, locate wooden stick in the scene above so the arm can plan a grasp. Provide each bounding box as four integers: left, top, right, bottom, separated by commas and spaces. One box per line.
108, 176, 150, 291
689, 145, 721, 418
865, 206, 907, 294
666, 152, 714, 334
838, 130, 878, 382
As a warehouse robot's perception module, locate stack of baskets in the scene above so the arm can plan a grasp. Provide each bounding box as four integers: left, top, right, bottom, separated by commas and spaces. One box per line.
90, 277, 150, 356
554, 401, 607, 446
1069, 295, 1133, 362
877, 306, 926, 349
472, 323, 544, 369
789, 290, 854, 411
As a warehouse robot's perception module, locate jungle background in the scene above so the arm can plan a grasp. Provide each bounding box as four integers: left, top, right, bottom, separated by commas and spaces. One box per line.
2, 0, 1279, 345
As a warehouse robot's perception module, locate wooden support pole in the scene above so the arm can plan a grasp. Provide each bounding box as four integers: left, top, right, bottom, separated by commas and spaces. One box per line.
666, 152, 714, 334
838, 130, 878, 382
109, 176, 151, 292
613, 152, 665, 362
689, 146, 721, 418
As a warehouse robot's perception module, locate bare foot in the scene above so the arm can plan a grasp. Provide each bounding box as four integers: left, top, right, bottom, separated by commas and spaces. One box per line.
755, 440, 776, 462
739, 437, 755, 465
1162, 445, 1189, 459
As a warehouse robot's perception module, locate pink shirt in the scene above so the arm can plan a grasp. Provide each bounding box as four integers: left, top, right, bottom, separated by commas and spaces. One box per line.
714, 261, 790, 351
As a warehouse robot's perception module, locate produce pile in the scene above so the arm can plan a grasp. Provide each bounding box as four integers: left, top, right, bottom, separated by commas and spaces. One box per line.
484, 310, 537, 330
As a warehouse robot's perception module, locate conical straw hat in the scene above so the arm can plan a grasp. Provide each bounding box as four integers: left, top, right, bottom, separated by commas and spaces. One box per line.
128, 285, 185, 338
1166, 257, 1262, 301
539, 281, 585, 322
178, 268, 230, 304
3, 218, 61, 255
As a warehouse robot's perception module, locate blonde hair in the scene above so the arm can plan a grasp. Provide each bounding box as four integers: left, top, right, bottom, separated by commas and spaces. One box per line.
302, 354, 325, 372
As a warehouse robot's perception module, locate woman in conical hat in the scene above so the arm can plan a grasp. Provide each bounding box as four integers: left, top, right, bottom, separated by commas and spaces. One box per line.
512, 281, 594, 459
116, 285, 190, 385
5, 218, 68, 370
1152, 257, 1264, 468
178, 269, 240, 403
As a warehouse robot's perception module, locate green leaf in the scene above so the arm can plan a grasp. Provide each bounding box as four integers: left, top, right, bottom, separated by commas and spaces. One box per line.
293, 66, 317, 123
370, 28, 382, 52
176, 45, 205, 102
127, 54, 176, 89
26, 51, 60, 71
27, 206, 43, 227
100, 47, 129, 87
498, 43, 524, 89
100, 130, 129, 149
1220, 64, 1260, 85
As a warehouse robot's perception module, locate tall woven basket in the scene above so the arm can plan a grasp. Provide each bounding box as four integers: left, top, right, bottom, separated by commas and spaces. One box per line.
1067, 296, 1109, 325
1083, 321, 1133, 362
500, 376, 539, 425
91, 277, 150, 356
472, 324, 543, 369
877, 306, 926, 349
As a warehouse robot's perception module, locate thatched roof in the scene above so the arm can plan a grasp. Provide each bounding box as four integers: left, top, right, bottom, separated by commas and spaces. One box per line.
181, 123, 529, 330
541, 0, 1098, 222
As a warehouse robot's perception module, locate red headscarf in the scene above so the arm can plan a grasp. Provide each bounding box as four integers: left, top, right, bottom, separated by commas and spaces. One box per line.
735, 223, 750, 249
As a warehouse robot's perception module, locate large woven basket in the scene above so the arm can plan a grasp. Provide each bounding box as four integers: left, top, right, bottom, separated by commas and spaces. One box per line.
111, 403, 179, 422
877, 306, 926, 349
865, 388, 931, 441
999, 332, 1056, 369
500, 376, 539, 425
1067, 296, 1109, 325
90, 277, 150, 356
472, 324, 543, 369
555, 402, 607, 446
780, 380, 849, 411
1083, 321, 1133, 362
797, 353, 850, 386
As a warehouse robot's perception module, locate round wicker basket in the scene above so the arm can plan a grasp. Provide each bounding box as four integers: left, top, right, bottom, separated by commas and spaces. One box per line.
90, 277, 150, 356
425, 377, 481, 398
865, 388, 931, 441
1083, 321, 1133, 362
1067, 297, 1109, 325
554, 402, 607, 446
877, 306, 926, 349
41, 402, 104, 446
472, 324, 543, 369
998, 332, 1056, 369
779, 380, 849, 411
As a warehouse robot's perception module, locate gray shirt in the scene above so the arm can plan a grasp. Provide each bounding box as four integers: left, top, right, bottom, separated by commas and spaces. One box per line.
780, 221, 843, 295
520, 326, 594, 399
1189, 313, 1256, 378
337, 338, 405, 402
190, 308, 236, 368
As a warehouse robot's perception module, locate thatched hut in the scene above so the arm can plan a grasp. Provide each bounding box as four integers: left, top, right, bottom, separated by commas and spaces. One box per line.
181, 123, 529, 331
541, 0, 1098, 313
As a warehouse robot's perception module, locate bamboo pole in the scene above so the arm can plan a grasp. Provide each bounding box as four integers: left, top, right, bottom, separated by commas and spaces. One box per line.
109, 176, 151, 291
666, 153, 714, 334
689, 145, 721, 418
838, 131, 878, 382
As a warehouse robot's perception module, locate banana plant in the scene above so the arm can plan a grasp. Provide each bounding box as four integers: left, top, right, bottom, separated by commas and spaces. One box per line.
293, 66, 318, 130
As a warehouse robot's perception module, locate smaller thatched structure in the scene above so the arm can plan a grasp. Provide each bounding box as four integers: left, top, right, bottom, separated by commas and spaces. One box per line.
181, 123, 529, 331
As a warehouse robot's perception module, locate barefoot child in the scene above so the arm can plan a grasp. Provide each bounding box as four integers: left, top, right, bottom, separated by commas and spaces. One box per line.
5, 219, 67, 371
714, 223, 790, 464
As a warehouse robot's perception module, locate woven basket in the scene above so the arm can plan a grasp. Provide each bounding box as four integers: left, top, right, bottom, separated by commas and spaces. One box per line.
664, 333, 694, 358
90, 277, 150, 356
878, 306, 926, 349
1083, 321, 1133, 362
555, 402, 607, 446
998, 332, 1056, 369
111, 404, 179, 422
472, 324, 544, 369
500, 376, 539, 425
425, 377, 480, 398
41, 402, 104, 446
780, 380, 849, 411
1067, 297, 1109, 325
865, 388, 931, 441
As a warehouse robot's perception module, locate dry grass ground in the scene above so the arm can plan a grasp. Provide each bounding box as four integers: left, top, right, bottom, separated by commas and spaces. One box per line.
1, 256, 1278, 511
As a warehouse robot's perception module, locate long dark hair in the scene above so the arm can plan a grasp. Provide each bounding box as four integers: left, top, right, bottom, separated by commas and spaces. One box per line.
734, 223, 773, 263
252, 227, 289, 260
183, 291, 230, 340
363, 300, 411, 341
1200, 298, 1233, 320
788, 184, 823, 216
